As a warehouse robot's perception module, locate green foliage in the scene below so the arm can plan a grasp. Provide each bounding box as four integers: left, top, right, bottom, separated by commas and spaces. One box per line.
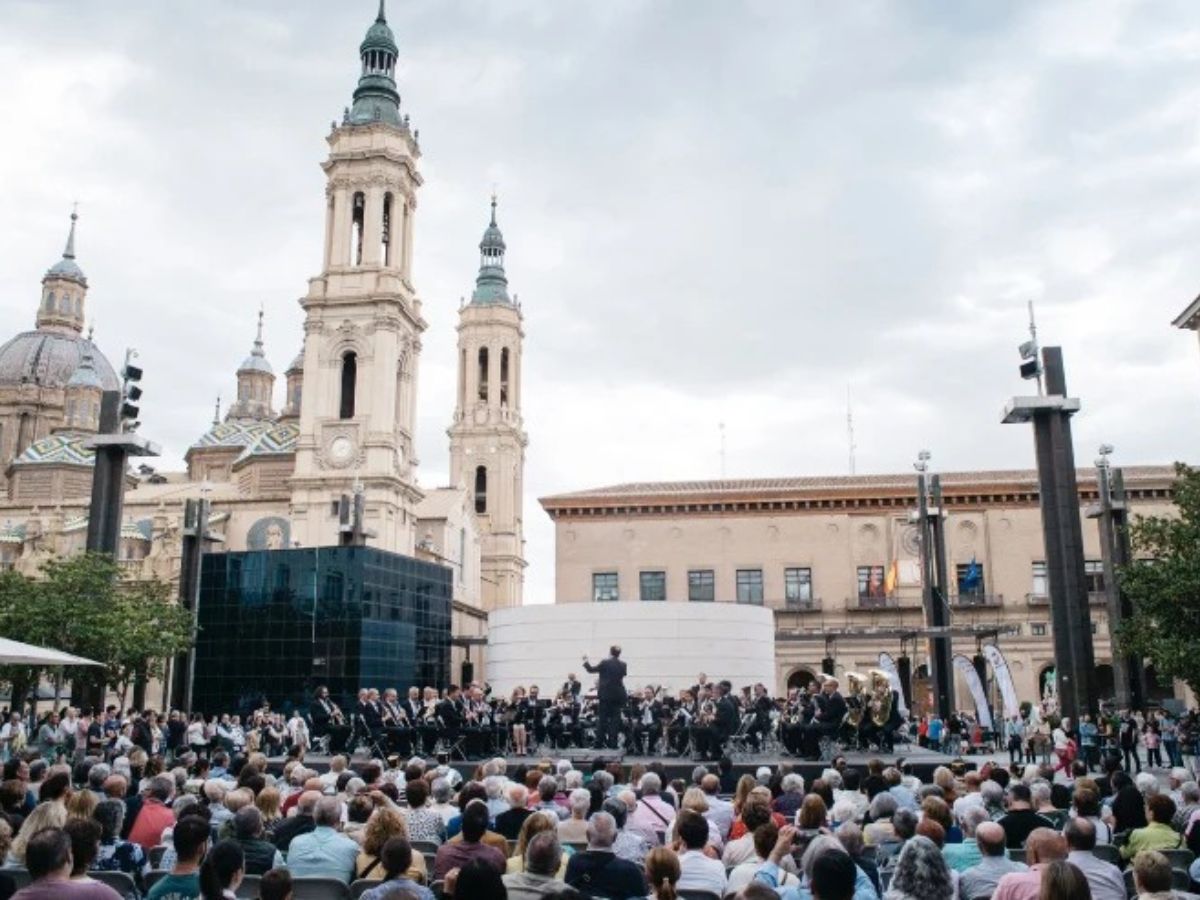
1116, 462, 1200, 697
0, 553, 192, 706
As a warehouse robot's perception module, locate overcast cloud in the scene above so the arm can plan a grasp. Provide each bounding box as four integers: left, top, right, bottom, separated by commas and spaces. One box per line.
2, 0, 1200, 604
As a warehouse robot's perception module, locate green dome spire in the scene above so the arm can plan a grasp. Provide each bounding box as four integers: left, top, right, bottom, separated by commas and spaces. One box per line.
471, 195, 512, 305
349, 0, 402, 127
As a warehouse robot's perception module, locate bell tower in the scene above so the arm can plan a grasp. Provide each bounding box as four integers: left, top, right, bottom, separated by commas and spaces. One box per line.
448, 197, 528, 608
290, 0, 424, 551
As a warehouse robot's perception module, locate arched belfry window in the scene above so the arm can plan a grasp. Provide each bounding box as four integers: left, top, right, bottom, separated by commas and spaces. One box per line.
339, 351, 357, 419
381, 192, 393, 266
500, 348, 510, 406
474, 465, 488, 514
477, 347, 489, 401
350, 192, 365, 266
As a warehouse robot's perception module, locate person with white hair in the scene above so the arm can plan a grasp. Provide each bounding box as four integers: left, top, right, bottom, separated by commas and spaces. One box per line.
626, 773, 675, 847
286, 795, 360, 884
943, 806, 989, 872
484, 776, 508, 820
429, 778, 457, 827
757, 827, 878, 900
1173, 781, 1200, 831
557, 788, 592, 843
555, 760, 573, 778
564, 811, 647, 898
533, 776, 568, 822
1135, 771, 1160, 798
773, 772, 807, 819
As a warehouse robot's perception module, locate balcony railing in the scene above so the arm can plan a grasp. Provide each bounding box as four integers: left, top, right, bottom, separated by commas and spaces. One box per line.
951, 593, 1003, 608
779, 598, 823, 612
1027, 591, 1110, 606
848, 595, 923, 611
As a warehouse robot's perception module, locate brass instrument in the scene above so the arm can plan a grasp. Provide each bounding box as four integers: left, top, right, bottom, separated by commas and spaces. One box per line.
869, 669, 894, 728
329, 703, 346, 726
696, 698, 716, 726
843, 671, 867, 728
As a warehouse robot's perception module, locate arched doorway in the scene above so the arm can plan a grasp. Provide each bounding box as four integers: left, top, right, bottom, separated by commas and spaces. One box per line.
787, 668, 816, 691
1145, 666, 1175, 703
1095, 664, 1115, 702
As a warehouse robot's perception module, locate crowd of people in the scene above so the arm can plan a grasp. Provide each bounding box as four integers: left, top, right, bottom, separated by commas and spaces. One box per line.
0, 726, 1194, 899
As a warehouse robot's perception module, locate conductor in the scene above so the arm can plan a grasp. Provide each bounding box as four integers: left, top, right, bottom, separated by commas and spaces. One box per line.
583, 645, 627, 749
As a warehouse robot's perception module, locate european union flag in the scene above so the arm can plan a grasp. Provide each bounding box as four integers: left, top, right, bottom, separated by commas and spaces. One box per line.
962, 557, 982, 592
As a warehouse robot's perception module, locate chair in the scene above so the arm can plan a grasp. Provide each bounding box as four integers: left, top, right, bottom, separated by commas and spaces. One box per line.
149, 844, 168, 868
5, 870, 29, 891
565, 842, 588, 854
236, 874, 261, 898
430, 879, 446, 899
1163, 848, 1195, 870
1124, 869, 1136, 899
144, 870, 169, 892
1092, 844, 1122, 867
91, 871, 137, 898
1007, 848, 1027, 864
349, 881, 376, 899
1174, 868, 1193, 891
880, 870, 892, 892
411, 840, 441, 857
289, 876, 351, 900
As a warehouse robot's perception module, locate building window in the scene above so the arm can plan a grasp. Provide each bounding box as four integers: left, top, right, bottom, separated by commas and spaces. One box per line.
474, 466, 487, 514
381, 192, 393, 266
477, 347, 489, 402
1091, 620, 1099, 635
639, 571, 666, 602
1084, 560, 1105, 595
500, 348, 510, 406
1031, 561, 1048, 598
857, 565, 886, 601
688, 569, 714, 602
736, 569, 764, 605
784, 567, 813, 607
339, 352, 357, 419
1031, 623, 1048, 637
350, 191, 365, 265
593, 572, 618, 602
956, 561, 985, 597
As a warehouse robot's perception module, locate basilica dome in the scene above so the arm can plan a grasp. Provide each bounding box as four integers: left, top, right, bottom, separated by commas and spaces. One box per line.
0, 330, 120, 391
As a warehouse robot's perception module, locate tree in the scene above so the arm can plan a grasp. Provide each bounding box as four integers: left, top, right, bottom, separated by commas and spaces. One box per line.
1116, 463, 1200, 697
0, 554, 192, 712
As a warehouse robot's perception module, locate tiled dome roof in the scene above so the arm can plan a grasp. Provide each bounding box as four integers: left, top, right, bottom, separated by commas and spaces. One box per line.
0, 331, 119, 390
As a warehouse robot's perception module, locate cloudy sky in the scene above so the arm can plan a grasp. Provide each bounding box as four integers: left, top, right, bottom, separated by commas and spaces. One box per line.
2, 0, 1200, 604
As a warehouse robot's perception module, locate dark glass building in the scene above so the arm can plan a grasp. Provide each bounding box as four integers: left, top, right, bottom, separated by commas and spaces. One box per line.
193, 546, 451, 715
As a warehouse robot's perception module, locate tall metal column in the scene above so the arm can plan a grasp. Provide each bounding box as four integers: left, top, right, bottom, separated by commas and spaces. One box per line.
84, 391, 160, 554
916, 454, 953, 721
1003, 346, 1096, 721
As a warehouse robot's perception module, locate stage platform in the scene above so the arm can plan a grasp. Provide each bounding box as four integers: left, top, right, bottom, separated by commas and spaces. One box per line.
268, 745, 970, 784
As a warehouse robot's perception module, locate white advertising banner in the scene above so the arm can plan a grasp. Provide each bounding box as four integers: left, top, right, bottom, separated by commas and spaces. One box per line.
953, 653, 993, 730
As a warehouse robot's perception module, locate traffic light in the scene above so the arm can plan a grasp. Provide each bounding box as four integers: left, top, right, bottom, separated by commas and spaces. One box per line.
121, 350, 142, 430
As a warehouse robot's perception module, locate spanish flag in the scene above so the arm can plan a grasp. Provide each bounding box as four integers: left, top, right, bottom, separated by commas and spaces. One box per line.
884, 559, 900, 595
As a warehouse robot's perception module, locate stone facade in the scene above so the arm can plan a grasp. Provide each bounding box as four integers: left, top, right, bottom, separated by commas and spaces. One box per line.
540, 467, 1179, 707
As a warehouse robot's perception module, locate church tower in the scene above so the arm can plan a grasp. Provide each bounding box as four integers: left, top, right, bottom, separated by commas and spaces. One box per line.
448, 197, 528, 608
290, 1, 424, 551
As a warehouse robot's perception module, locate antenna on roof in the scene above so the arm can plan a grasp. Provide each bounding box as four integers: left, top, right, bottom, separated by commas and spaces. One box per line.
847, 385, 857, 475
719, 422, 726, 479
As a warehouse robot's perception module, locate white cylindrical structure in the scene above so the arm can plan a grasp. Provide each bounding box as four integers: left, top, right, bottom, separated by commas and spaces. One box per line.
486, 603, 775, 696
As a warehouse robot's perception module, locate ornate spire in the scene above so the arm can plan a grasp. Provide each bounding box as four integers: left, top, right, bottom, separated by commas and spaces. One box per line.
238, 307, 273, 374
213, 396, 221, 426
45, 206, 86, 285
472, 194, 510, 305
348, 0, 402, 127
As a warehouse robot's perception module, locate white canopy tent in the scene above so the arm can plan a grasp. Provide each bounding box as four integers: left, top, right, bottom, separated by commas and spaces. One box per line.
0, 638, 100, 667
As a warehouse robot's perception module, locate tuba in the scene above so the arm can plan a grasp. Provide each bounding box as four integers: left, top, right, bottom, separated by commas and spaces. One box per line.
844, 672, 867, 728
869, 669, 894, 728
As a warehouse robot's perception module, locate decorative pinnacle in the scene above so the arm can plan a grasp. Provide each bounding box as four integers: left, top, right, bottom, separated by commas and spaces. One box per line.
252, 307, 265, 356
490, 192, 498, 226
213, 396, 221, 426
63, 203, 79, 260
377, 0, 387, 22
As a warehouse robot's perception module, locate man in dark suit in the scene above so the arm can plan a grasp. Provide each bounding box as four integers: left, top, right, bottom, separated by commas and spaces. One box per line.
308, 686, 349, 753
583, 645, 627, 749
803, 677, 848, 759
437, 685, 464, 755
713, 680, 740, 758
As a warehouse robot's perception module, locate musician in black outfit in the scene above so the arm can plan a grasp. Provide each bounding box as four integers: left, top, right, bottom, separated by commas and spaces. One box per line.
437, 685, 464, 753
582, 645, 627, 749
803, 677, 848, 759
309, 686, 350, 753
526, 686, 546, 748
381, 688, 412, 757
748, 683, 773, 751
713, 680, 740, 757
564, 674, 582, 699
